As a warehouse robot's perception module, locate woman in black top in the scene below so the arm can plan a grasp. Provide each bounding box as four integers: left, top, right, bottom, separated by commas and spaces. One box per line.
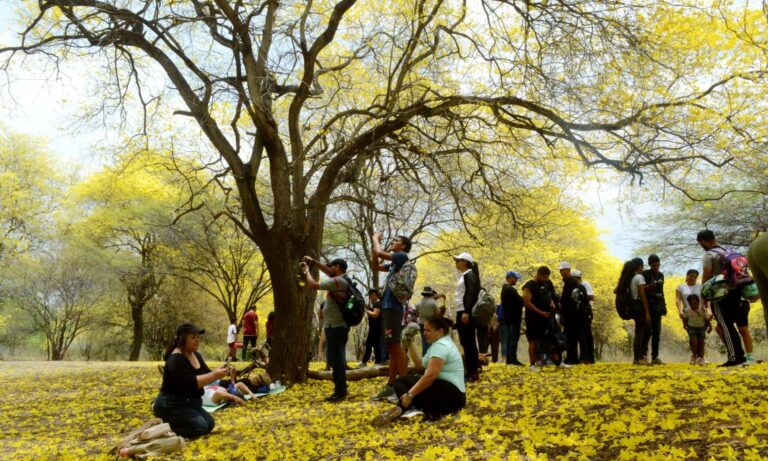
453, 253, 481, 382
153, 323, 230, 439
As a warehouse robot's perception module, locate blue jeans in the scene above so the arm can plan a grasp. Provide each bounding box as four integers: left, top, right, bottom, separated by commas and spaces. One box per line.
503, 320, 521, 364
152, 393, 214, 439
324, 326, 349, 396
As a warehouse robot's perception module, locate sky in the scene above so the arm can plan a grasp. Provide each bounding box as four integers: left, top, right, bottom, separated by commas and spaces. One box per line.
0, 7, 642, 262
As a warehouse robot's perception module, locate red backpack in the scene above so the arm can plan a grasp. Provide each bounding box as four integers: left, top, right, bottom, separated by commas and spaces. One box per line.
711, 247, 753, 288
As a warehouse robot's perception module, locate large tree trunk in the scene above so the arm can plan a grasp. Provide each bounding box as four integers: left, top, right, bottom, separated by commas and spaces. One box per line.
129, 304, 144, 361
262, 231, 319, 384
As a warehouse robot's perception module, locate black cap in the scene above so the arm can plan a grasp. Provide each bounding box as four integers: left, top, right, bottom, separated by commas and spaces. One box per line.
329, 258, 348, 271
176, 323, 205, 336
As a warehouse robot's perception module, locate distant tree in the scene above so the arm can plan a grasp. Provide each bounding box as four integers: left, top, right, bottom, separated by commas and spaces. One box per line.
9, 254, 104, 360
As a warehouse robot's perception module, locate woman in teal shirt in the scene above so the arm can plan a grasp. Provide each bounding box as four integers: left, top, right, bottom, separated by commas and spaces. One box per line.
373, 316, 466, 424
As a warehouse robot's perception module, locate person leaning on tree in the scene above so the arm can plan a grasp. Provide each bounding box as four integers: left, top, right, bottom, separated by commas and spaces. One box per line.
300, 256, 351, 402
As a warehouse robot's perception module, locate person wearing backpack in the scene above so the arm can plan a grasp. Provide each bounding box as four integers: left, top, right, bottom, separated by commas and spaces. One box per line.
614, 258, 652, 365
561, 274, 590, 365
453, 252, 481, 382
572, 270, 595, 364
642, 255, 667, 365
371, 232, 414, 401
697, 230, 747, 367
523, 266, 570, 371
300, 256, 352, 402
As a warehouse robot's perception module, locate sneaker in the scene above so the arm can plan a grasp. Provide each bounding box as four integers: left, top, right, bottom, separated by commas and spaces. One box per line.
719, 360, 742, 367
633, 359, 651, 365
324, 393, 347, 403
401, 408, 425, 419
529, 365, 541, 372
372, 384, 396, 401
371, 406, 402, 426
557, 362, 573, 369
651, 357, 664, 365
746, 356, 756, 365
690, 357, 697, 365
696, 357, 708, 365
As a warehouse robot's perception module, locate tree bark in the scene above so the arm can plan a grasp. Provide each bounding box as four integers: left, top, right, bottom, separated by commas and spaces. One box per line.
262, 233, 318, 383
129, 304, 144, 361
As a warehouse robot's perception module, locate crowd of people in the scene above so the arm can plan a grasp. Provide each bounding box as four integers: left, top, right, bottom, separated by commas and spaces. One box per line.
153, 229, 768, 437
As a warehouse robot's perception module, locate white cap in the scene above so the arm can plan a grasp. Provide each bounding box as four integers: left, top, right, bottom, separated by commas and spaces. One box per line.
571, 269, 582, 278
558, 261, 571, 270
453, 252, 475, 265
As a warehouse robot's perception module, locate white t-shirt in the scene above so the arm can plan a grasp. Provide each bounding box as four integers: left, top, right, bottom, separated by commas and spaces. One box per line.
454, 269, 471, 312
581, 280, 594, 307
630, 273, 645, 300
676, 283, 702, 315
227, 324, 237, 343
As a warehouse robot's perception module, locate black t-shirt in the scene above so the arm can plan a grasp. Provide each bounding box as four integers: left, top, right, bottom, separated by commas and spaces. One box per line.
500, 284, 523, 323
368, 300, 383, 332
522, 279, 555, 313
160, 351, 210, 399
642, 270, 666, 309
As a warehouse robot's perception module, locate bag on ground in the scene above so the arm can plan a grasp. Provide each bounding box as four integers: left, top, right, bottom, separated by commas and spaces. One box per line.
542, 316, 568, 353
115, 418, 185, 459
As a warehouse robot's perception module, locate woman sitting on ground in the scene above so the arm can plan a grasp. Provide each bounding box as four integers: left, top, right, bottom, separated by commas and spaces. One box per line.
373, 316, 466, 424
153, 323, 230, 439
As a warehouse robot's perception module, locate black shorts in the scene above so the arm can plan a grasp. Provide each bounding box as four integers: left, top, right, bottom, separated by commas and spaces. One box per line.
736, 300, 750, 327
525, 311, 548, 341
382, 309, 403, 345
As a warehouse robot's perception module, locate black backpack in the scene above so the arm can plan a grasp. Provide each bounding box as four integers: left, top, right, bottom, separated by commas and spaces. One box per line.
571, 284, 591, 313
614, 288, 643, 320
542, 315, 568, 353
335, 275, 366, 327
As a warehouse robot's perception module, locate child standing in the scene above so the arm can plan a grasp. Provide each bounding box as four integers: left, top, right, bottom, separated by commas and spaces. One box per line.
684, 295, 711, 365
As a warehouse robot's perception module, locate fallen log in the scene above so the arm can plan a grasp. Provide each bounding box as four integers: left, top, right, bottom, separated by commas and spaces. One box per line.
307, 365, 422, 381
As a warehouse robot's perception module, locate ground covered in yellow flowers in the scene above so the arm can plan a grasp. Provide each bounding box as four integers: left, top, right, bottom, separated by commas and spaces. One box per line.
2, 361, 768, 460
